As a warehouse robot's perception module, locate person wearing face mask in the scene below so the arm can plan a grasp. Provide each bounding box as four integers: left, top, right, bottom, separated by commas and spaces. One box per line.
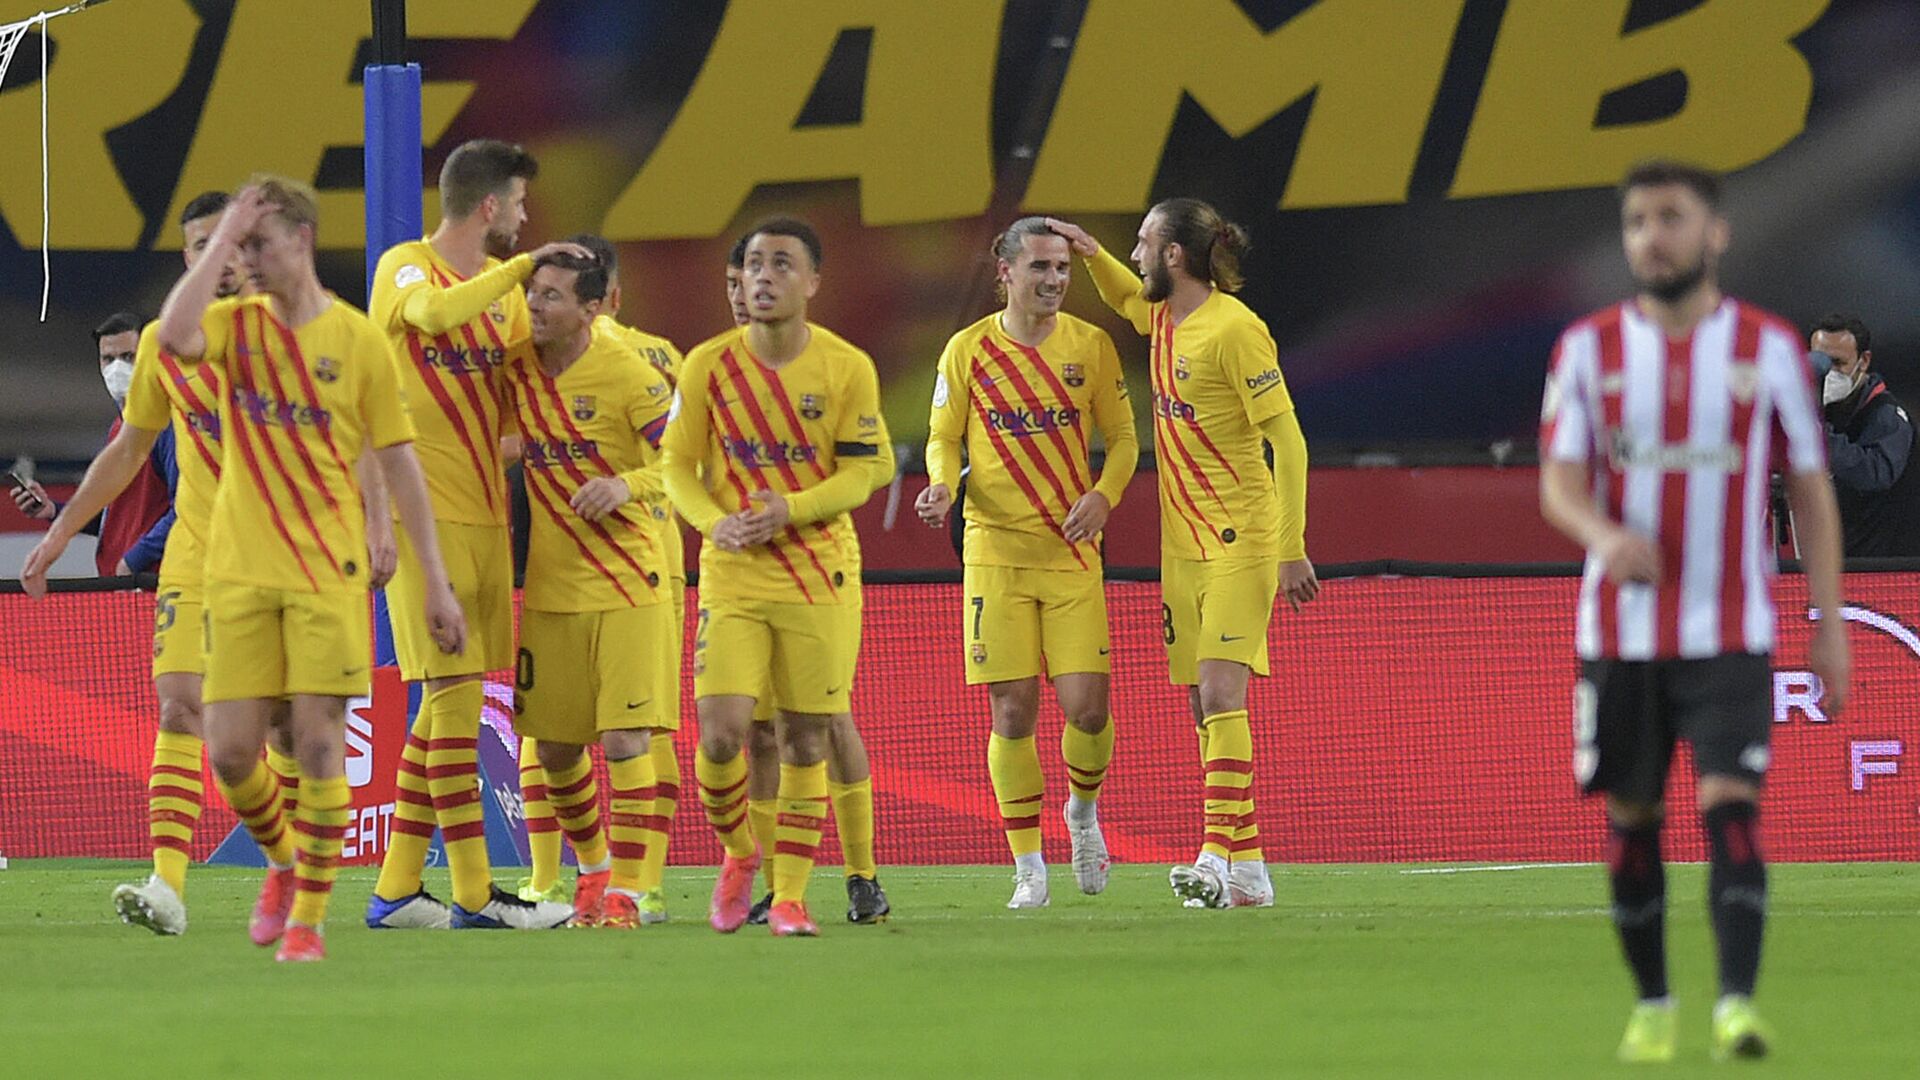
1813, 313, 1920, 557
9, 311, 177, 576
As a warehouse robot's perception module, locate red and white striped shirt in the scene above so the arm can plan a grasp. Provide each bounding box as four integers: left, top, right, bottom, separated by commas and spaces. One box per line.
1541, 298, 1826, 661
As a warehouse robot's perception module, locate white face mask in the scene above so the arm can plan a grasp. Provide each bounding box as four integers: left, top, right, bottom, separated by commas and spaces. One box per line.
101, 358, 134, 405
1822, 368, 1858, 406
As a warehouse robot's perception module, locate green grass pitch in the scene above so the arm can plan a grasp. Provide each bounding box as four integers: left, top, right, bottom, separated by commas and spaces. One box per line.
1, 861, 1914, 1078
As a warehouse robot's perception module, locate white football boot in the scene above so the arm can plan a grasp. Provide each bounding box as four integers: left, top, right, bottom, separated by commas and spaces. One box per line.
113, 874, 187, 935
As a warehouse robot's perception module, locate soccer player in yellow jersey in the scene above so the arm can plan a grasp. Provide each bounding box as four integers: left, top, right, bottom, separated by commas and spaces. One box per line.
504, 249, 678, 929
916, 218, 1139, 908
1048, 201, 1318, 910
664, 217, 893, 937
19, 191, 306, 935
511, 233, 688, 924
152, 177, 466, 961
364, 140, 581, 930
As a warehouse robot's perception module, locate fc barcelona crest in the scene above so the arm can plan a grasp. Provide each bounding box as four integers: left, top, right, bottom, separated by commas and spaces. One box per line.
313, 356, 341, 384
572, 394, 597, 421
1175, 355, 1192, 381
488, 300, 507, 325
970, 643, 988, 665
799, 393, 825, 420
1062, 363, 1085, 388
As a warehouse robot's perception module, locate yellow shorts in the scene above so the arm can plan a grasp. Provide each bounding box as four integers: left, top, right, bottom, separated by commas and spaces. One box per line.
1162, 556, 1277, 685
747, 583, 862, 722
962, 564, 1110, 685
697, 596, 851, 715
202, 580, 371, 702
390, 520, 514, 681
514, 603, 679, 745
150, 582, 203, 678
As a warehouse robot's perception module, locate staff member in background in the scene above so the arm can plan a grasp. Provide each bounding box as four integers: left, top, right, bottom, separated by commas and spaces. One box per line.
1814, 313, 1920, 556
10, 312, 177, 576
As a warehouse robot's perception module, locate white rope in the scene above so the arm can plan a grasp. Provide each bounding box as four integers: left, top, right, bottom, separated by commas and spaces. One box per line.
0, 0, 114, 320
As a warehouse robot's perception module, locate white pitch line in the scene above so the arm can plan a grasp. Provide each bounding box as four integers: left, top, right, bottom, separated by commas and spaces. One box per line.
1400, 862, 1594, 875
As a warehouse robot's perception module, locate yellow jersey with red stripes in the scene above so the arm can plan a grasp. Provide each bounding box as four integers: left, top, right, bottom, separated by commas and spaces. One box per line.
1087, 249, 1295, 560
190, 295, 415, 593
594, 314, 683, 383
508, 330, 674, 613
123, 321, 223, 568
664, 324, 887, 605
369, 240, 527, 527
927, 312, 1136, 571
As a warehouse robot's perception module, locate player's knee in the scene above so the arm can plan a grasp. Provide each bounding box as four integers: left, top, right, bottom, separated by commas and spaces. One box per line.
156, 691, 203, 736
601, 727, 650, 761
1696, 775, 1759, 813
987, 680, 1041, 737
1196, 686, 1245, 719
1062, 699, 1109, 735
1606, 797, 1665, 829
535, 740, 585, 775
778, 714, 830, 764
206, 739, 259, 785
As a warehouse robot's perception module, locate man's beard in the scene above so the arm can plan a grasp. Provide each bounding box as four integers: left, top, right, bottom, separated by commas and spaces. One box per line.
1637, 256, 1708, 304
484, 227, 517, 260
1142, 259, 1174, 302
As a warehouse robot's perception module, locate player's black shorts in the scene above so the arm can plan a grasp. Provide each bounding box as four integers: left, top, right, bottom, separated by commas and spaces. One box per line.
1574, 652, 1773, 804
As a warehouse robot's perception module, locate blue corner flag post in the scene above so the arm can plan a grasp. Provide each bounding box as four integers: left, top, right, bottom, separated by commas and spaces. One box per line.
213, 0, 527, 869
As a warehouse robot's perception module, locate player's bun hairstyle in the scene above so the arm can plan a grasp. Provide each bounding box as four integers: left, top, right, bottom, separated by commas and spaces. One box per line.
570, 233, 619, 277
744, 215, 823, 270
179, 190, 230, 227
533, 250, 609, 304
1619, 159, 1722, 211
92, 311, 144, 344
243, 173, 320, 234
990, 216, 1064, 302
439, 139, 539, 220
1813, 312, 1872, 354
727, 232, 749, 270
1150, 197, 1251, 293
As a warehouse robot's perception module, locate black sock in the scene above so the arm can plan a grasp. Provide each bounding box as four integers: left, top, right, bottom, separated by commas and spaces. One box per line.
1607, 819, 1668, 1000
1704, 801, 1767, 998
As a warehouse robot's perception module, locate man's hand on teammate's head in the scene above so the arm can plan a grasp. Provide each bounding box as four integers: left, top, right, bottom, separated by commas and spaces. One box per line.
1810, 617, 1852, 718
425, 580, 468, 655
1061, 490, 1111, 543
1279, 557, 1319, 613
569, 476, 631, 522
1042, 218, 1100, 258
915, 483, 953, 528
527, 241, 595, 265
1595, 526, 1662, 586
11, 479, 54, 520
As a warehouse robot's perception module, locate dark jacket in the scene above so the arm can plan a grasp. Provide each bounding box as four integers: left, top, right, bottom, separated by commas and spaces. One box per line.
1825, 373, 1920, 557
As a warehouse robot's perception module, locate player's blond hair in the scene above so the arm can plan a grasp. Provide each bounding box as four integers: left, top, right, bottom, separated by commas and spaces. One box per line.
243, 172, 320, 236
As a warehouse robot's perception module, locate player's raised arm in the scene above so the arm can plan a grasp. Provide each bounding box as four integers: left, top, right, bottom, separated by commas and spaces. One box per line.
1045, 217, 1152, 334
157, 187, 268, 360
918, 335, 969, 527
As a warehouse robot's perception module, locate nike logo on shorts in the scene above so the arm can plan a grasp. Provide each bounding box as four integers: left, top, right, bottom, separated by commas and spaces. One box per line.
625, 700, 650, 710
1219, 634, 1244, 642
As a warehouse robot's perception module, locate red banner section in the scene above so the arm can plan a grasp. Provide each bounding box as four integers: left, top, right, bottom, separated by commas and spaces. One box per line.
2, 575, 1915, 866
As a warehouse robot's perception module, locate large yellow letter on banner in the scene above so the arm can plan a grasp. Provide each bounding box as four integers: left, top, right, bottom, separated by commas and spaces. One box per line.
1451, 0, 1827, 197
603, 0, 1003, 240
168, 0, 537, 247
0, 0, 197, 248
1024, 0, 1463, 212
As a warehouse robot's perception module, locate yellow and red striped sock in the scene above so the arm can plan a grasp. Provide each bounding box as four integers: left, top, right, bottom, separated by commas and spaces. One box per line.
1201, 710, 1254, 862
828, 777, 876, 879
1061, 719, 1114, 807
771, 762, 829, 904
519, 736, 561, 893
148, 731, 204, 896
265, 743, 301, 818
214, 759, 294, 868
424, 682, 491, 911
696, 746, 754, 860
546, 754, 608, 869
289, 774, 349, 927
606, 752, 656, 895
638, 735, 679, 893
988, 733, 1044, 861
373, 708, 434, 901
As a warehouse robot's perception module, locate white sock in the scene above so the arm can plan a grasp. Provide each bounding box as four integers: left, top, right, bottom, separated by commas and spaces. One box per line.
578, 858, 611, 875
1014, 852, 1045, 876
1065, 793, 1098, 825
